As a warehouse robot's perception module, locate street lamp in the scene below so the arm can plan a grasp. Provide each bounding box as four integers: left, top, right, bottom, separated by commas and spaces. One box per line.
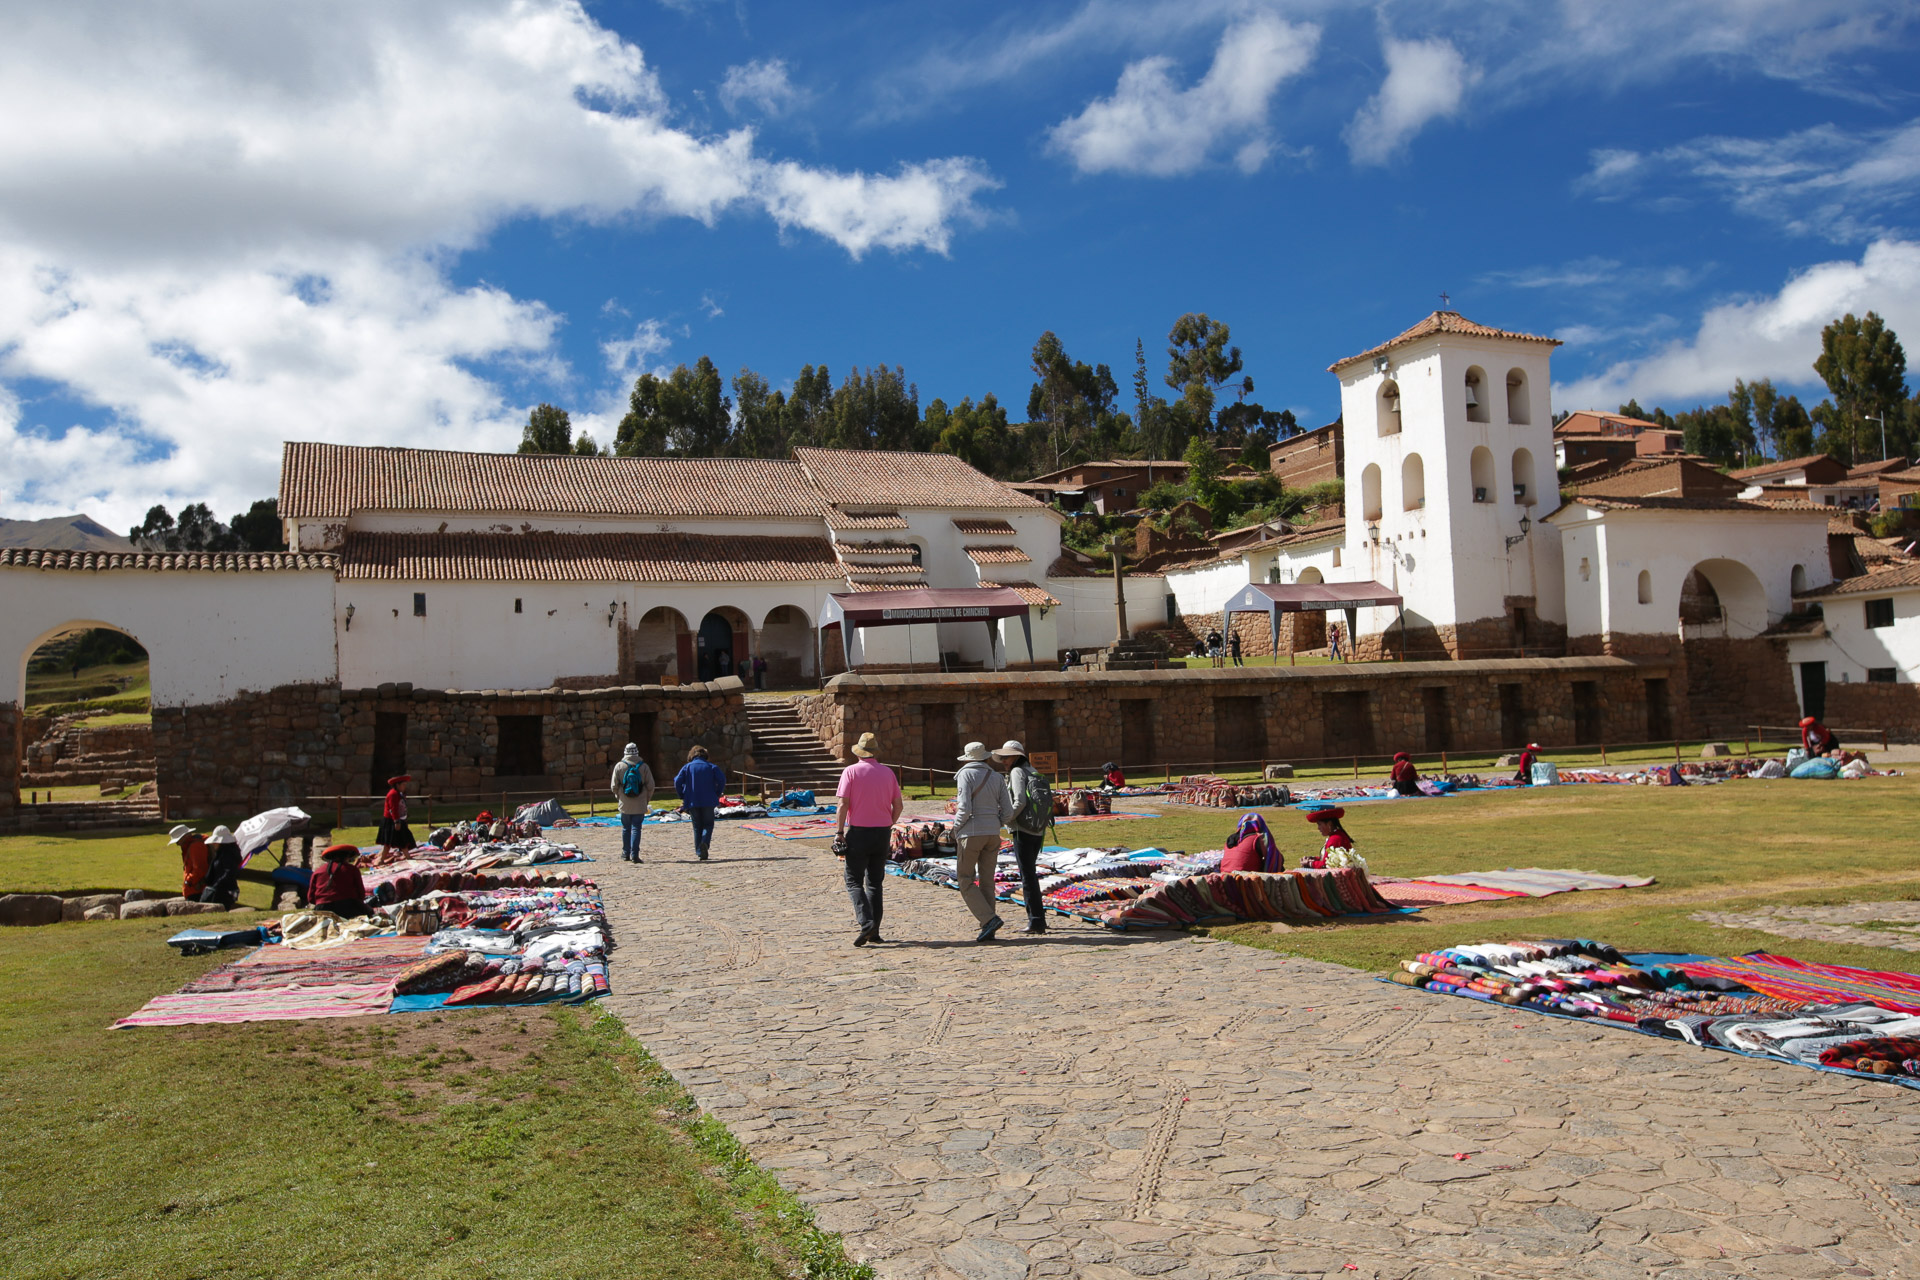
1866, 412, 1887, 462
1505, 514, 1532, 551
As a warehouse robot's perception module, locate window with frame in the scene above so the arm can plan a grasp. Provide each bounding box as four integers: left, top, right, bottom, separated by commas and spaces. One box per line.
412, 592, 427, 617
1864, 598, 1895, 629
1867, 668, 1897, 683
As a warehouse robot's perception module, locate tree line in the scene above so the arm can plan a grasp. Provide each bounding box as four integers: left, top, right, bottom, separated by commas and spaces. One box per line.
130, 499, 286, 552
519, 313, 1297, 480
1606, 312, 1915, 469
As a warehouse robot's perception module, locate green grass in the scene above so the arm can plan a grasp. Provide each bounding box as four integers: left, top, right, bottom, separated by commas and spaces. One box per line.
76, 710, 153, 727
24, 658, 150, 712
0, 919, 870, 1280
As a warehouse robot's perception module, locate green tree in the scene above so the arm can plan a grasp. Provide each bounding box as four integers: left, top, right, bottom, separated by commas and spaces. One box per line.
1164, 313, 1245, 441
572, 431, 603, 456
228, 498, 287, 551
1815, 311, 1909, 464
518, 403, 574, 454
731, 366, 789, 459
822, 365, 920, 452
615, 359, 733, 456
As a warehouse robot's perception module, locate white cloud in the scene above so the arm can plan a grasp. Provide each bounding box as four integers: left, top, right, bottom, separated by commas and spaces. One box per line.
1344, 35, 1474, 166
0, 1, 995, 530
601, 318, 674, 376
1047, 14, 1319, 177
720, 58, 805, 117
1556, 238, 1920, 409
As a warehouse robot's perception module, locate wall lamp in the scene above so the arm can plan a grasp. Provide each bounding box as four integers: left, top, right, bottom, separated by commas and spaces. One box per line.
344, 603, 355, 631
1505, 514, 1532, 550
1366, 520, 1381, 544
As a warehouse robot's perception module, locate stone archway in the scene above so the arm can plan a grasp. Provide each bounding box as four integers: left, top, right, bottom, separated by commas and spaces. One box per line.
697, 607, 752, 683
14, 621, 155, 813
758, 604, 814, 687
630, 607, 689, 684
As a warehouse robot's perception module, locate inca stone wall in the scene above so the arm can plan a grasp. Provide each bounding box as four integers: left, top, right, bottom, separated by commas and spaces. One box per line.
791, 658, 1668, 772
1821, 681, 1920, 740
150, 678, 751, 819
0, 703, 20, 819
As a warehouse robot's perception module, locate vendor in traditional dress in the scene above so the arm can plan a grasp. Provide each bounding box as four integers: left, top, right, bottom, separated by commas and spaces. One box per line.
1513, 742, 1539, 785
169, 824, 209, 899
307, 843, 368, 917
1390, 751, 1421, 796
199, 824, 243, 906
378, 774, 416, 853
1300, 807, 1353, 869
1101, 760, 1127, 790
1800, 715, 1841, 758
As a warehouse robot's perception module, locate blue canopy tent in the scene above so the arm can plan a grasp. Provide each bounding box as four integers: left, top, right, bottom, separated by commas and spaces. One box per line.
1221, 581, 1404, 662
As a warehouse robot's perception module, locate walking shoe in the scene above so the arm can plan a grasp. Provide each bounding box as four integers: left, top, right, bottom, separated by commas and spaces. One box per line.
976, 915, 1003, 943
1024, 920, 1047, 934
867, 931, 886, 944
853, 926, 873, 947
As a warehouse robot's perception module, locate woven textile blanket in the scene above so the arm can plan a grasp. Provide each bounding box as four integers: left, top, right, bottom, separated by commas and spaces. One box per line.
1678, 953, 1920, 1015
182, 953, 426, 993
237, 934, 428, 964
115, 983, 396, 1027
1103, 867, 1402, 930
1370, 878, 1529, 907
1412, 868, 1654, 897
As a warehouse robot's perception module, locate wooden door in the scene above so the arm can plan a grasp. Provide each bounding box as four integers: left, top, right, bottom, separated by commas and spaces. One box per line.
675, 633, 695, 684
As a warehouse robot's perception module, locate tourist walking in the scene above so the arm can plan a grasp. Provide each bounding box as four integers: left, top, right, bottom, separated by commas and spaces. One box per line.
834, 732, 903, 945
1328, 622, 1345, 662
674, 746, 727, 860
952, 741, 1014, 942
1229, 629, 1243, 667
610, 742, 655, 863
308, 843, 368, 917
378, 774, 416, 853
994, 740, 1051, 934
168, 824, 209, 900
199, 824, 242, 907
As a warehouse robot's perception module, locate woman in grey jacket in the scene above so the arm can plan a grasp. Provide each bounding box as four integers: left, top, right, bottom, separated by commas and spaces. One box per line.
951, 741, 1014, 942
993, 740, 1048, 934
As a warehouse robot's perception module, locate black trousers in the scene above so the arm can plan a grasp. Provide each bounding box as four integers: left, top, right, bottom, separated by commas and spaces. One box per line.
1012, 829, 1046, 927
842, 825, 890, 931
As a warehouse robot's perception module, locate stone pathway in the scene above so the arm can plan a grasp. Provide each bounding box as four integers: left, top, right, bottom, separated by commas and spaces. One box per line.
1693, 901, 1920, 952
587, 819, 1920, 1280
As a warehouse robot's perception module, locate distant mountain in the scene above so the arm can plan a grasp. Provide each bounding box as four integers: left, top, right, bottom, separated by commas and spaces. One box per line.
0, 514, 136, 552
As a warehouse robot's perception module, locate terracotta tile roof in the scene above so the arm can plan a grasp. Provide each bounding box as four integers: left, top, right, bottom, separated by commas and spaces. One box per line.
337, 532, 844, 583
952, 518, 1016, 535
1798, 563, 1920, 598
964, 545, 1032, 564
1047, 554, 1098, 578
1849, 457, 1910, 479
1570, 458, 1745, 502
0, 548, 336, 572
979, 579, 1060, 607
1329, 311, 1561, 372
797, 447, 1043, 509
824, 508, 909, 531
1729, 453, 1841, 480
1552, 410, 1666, 436
1569, 495, 1824, 514
280, 442, 825, 520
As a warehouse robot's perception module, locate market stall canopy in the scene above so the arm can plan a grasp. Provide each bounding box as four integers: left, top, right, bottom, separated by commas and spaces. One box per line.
1223, 581, 1403, 614
821, 586, 1034, 628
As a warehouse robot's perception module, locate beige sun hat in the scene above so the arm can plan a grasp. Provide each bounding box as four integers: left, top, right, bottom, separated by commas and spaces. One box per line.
168, 824, 195, 844
957, 741, 990, 763
991, 740, 1026, 757
850, 732, 879, 758
207, 824, 236, 844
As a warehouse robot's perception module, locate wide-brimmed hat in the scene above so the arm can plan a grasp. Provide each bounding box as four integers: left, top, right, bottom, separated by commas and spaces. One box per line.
1305, 806, 1345, 823
992, 740, 1027, 758
387, 774, 412, 787
957, 741, 991, 763
168, 824, 195, 844
208, 824, 236, 844
850, 732, 879, 758
320, 843, 360, 862
1799, 716, 1818, 728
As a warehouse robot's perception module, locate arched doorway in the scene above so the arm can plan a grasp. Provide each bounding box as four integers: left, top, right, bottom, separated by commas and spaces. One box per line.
696, 608, 751, 682
631, 607, 689, 684
1677, 558, 1775, 736
19, 623, 155, 805
758, 604, 814, 687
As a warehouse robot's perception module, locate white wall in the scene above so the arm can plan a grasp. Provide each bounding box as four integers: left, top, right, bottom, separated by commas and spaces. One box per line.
1047, 575, 1172, 651
1785, 587, 1920, 687
1165, 557, 1251, 617
2, 566, 338, 706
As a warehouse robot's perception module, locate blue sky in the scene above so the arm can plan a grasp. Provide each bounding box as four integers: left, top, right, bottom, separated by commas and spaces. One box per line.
3, 0, 1920, 530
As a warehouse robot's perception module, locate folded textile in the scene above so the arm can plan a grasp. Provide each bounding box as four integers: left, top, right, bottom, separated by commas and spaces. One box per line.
1677, 954, 1920, 1015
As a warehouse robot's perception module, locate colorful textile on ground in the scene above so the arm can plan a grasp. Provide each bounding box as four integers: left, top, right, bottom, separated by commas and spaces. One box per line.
1392, 938, 1920, 1087
1103, 867, 1403, 930
1673, 953, 1920, 1015
1409, 868, 1654, 897
1163, 780, 1292, 808
743, 816, 840, 839
115, 983, 398, 1027
1369, 878, 1528, 908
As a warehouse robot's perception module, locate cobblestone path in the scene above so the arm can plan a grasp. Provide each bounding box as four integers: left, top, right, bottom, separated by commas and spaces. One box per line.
588, 820, 1920, 1280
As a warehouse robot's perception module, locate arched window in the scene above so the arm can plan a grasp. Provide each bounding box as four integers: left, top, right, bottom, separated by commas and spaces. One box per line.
1377, 379, 1402, 436
1790, 564, 1809, 596
1298, 566, 1324, 584
1464, 366, 1489, 424
1637, 570, 1653, 605
1469, 446, 1495, 503
1401, 452, 1425, 511
1505, 368, 1531, 425
1361, 463, 1382, 521
1512, 447, 1537, 506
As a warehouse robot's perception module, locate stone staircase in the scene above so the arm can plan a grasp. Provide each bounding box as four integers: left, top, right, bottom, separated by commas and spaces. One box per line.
743, 700, 845, 793
4, 798, 165, 833
1086, 632, 1172, 671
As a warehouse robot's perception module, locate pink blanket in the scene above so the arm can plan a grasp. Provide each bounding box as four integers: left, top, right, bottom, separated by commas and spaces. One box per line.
114, 983, 396, 1028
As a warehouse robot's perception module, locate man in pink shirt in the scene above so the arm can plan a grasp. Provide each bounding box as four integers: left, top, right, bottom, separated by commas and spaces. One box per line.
835, 731, 904, 946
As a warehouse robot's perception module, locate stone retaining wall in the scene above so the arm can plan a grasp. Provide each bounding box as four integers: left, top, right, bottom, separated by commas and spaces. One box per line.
0, 703, 19, 820
791, 658, 1672, 771
1823, 682, 1920, 741
148, 678, 751, 818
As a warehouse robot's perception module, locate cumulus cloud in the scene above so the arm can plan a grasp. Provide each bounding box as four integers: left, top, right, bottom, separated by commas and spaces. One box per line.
720, 58, 805, 117
0, 1, 994, 529
1047, 13, 1319, 177
1555, 238, 1920, 408
1344, 35, 1475, 166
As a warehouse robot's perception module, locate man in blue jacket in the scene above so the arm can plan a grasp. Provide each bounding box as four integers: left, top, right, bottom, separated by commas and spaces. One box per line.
674, 745, 728, 861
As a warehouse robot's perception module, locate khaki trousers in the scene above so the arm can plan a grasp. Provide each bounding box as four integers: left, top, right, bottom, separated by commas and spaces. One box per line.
955, 833, 1004, 925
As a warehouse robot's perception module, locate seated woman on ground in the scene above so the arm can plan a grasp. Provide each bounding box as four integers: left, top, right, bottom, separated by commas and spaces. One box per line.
1298, 807, 1363, 870
1102, 761, 1127, 790
308, 844, 368, 918
1390, 751, 1420, 796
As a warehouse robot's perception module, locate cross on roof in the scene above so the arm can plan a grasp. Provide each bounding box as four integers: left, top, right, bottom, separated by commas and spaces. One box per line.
1439, 291, 1450, 307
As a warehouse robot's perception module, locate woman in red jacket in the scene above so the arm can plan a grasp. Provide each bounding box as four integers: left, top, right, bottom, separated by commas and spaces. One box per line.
378, 774, 416, 853
307, 844, 368, 918
1390, 752, 1421, 796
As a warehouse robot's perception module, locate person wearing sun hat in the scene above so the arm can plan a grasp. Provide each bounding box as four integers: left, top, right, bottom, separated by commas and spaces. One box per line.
993, 740, 1050, 934
198, 824, 243, 907
307, 843, 368, 918
834, 732, 902, 945
1513, 743, 1540, 786
378, 774, 417, 853
1390, 751, 1421, 796
1299, 806, 1353, 869
953, 741, 1014, 942
168, 824, 210, 900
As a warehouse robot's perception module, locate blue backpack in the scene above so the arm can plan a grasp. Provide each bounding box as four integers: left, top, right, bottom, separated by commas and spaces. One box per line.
621, 762, 649, 796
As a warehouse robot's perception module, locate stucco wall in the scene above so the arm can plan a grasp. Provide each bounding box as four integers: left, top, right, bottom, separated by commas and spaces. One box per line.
1784, 587, 1920, 688
1047, 575, 1173, 651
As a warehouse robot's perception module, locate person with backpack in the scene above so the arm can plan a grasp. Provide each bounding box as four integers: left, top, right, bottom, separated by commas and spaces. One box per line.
994, 740, 1054, 935
952, 741, 1015, 942
610, 742, 656, 863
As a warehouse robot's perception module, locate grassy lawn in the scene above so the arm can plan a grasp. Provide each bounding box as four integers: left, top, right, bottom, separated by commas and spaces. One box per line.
24, 658, 151, 711
0, 919, 869, 1280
